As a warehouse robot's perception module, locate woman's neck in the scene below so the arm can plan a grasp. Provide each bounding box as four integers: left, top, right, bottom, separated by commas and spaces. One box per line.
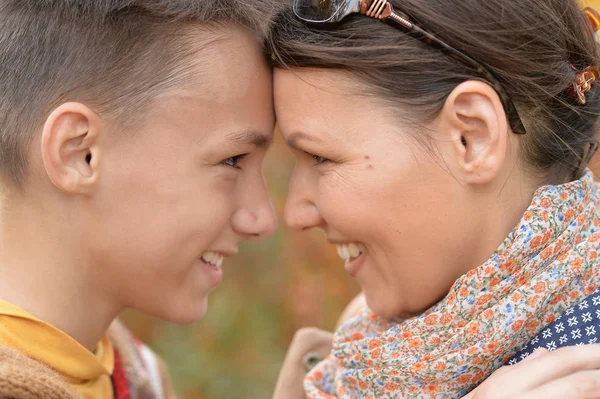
460, 167, 542, 274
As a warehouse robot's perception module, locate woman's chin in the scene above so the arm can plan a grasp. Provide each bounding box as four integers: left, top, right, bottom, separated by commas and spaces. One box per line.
364, 292, 401, 319
365, 293, 425, 319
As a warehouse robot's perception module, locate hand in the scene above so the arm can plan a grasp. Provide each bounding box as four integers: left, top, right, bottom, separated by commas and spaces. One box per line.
272, 327, 333, 399
464, 344, 600, 399
336, 292, 366, 328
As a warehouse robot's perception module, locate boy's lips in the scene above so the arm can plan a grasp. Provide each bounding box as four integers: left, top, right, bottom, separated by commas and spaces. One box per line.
198, 258, 223, 287
198, 249, 237, 287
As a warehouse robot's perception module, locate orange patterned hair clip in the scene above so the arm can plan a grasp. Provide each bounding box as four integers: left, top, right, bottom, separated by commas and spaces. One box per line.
567, 65, 599, 105
565, 7, 600, 105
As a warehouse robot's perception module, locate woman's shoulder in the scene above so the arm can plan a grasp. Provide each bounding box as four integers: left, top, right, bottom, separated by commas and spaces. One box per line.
508, 288, 600, 365
0, 344, 80, 399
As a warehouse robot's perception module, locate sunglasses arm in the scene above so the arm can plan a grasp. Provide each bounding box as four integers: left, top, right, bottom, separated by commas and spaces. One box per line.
364, 0, 526, 135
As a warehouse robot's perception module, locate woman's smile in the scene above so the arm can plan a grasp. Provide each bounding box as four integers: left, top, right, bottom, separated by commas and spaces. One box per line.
332, 242, 367, 277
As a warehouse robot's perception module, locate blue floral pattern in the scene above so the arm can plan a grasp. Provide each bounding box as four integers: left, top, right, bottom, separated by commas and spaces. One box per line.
509, 288, 600, 364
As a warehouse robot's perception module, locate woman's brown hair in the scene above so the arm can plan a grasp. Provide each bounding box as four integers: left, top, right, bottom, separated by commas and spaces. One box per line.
268, 0, 600, 183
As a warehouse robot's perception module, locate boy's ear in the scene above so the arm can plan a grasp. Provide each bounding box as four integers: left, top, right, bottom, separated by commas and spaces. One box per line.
41, 102, 102, 194
438, 80, 509, 185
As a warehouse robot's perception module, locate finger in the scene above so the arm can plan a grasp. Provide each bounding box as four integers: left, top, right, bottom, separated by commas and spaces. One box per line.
510, 344, 600, 388
288, 327, 334, 360
460, 391, 475, 399
521, 348, 548, 362
292, 327, 333, 345
505, 369, 600, 399
474, 344, 600, 398
491, 349, 550, 378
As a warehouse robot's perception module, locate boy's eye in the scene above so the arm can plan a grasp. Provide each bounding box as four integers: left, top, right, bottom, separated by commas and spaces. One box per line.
221, 154, 247, 169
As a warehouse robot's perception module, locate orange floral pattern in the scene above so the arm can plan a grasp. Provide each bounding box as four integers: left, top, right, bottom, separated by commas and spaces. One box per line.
305, 170, 600, 398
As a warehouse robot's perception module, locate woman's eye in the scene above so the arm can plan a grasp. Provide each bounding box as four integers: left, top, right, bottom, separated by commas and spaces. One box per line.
221, 154, 247, 169
306, 152, 331, 165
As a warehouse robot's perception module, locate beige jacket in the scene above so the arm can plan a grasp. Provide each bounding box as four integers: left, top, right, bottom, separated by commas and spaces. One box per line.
0, 320, 176, 399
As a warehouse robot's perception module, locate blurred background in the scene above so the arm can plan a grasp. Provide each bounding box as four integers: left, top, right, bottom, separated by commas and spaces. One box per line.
121, 133, 360, 399
121, 0, 600, 396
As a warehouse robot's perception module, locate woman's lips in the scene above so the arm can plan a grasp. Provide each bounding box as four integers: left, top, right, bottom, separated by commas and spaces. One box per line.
334, 243, 367, 277
343, 250, 367, 277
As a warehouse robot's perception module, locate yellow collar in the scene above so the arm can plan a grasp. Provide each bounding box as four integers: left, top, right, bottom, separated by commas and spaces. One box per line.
0, 298, 114, 399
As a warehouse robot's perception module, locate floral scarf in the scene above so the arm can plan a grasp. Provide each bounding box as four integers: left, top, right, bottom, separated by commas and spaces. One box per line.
305, 170, 600, 399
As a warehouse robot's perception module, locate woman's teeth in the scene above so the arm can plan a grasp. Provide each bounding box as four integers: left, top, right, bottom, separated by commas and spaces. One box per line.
201, 251, 223, 271
336, 243, 366, 262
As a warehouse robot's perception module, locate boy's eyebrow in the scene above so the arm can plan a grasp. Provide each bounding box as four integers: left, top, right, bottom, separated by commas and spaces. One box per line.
227, 130, 273, 148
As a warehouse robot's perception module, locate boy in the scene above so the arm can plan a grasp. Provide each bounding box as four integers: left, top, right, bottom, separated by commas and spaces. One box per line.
0, 1, 278, 397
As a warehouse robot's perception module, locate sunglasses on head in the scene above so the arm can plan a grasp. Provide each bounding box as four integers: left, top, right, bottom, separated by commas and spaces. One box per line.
292, 0, 527, 135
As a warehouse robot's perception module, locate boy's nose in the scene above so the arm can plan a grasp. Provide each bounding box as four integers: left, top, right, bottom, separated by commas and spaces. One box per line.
232, 201, 278, 241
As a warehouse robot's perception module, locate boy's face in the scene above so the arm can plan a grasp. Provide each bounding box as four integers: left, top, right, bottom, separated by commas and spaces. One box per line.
86, 28, 276, 323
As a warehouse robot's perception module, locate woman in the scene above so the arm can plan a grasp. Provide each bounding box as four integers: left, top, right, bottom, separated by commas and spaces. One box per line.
269, 0, 600, 397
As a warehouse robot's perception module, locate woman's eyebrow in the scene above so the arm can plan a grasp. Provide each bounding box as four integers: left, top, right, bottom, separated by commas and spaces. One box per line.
285, 131, 322, 148
226, 129, 273, 148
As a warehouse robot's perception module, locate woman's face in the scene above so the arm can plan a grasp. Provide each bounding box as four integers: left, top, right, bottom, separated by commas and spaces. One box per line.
275, 68, 492, 318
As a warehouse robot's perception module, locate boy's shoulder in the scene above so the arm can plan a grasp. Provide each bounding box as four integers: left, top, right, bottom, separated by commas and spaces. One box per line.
109, 319, 177, 399
0, 320, 176, 399
0, 344, 80, 398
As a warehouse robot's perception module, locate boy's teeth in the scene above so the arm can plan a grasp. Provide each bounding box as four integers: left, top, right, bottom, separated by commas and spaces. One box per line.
341, 245, 350, 260
335, 243, 365, 261
201, 251, 223, 270
336, 245, 344, 259
348, 243, 360, 258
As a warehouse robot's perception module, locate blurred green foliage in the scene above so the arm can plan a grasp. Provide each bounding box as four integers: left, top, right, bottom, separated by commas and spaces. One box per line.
121, 134, 360, 399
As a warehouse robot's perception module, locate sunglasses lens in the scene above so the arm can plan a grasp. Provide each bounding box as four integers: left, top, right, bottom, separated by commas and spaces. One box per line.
293, 0, 347, 22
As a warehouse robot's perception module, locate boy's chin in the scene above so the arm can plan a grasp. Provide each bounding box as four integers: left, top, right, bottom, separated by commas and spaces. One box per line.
149, 296, 209, 325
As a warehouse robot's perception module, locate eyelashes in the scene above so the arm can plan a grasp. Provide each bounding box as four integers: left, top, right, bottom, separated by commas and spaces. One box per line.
221, 154, 248, 169
221, 151, 331, 170
304, 151, 331, 165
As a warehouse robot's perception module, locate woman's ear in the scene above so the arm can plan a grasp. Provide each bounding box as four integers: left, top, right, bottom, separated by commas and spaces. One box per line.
41, 102, 102, 195
437, 80, 510, 185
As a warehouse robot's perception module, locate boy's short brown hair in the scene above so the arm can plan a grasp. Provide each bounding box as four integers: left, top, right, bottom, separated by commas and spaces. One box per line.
0, 0, 278, 185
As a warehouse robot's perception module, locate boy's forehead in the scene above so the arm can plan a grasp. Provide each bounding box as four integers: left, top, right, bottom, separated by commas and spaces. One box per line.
173, 29, 272, 103
226, 129, 274, 148
136, 26, 274, 145
144, 64, 274, 148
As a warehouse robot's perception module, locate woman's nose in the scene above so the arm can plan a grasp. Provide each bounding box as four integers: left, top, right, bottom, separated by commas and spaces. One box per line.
284, 171, 323, 231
